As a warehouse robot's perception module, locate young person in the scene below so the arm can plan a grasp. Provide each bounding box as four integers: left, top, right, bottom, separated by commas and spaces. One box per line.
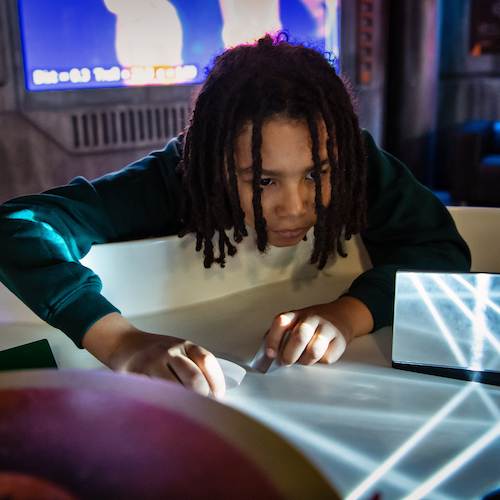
0, 33, 471, 398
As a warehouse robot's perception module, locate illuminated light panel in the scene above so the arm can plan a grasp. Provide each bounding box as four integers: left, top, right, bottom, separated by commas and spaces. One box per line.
398, 273, 500, 374
455, 274, 500, 316
471, 274, 488, 371
408, 274, 468, 367
432, 274, 500, 355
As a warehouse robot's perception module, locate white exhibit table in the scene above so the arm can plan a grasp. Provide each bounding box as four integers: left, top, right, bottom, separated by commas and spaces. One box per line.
1, 207, 499, 499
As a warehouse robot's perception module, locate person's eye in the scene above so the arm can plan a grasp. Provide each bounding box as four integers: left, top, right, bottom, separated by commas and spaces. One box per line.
260, 178, 274, 186
306, 169, 329, 180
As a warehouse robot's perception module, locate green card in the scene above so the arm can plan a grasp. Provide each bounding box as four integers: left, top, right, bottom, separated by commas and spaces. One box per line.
0, 339, 58, 371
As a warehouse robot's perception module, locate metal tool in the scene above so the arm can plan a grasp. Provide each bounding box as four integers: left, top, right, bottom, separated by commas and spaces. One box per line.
250, 331, 291, 373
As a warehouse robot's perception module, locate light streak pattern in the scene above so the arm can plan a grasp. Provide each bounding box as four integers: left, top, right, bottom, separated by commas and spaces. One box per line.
408, 273, 468, 367
362, 271, 500, 499
345, 384, 476, 500
395, 272, 500, 373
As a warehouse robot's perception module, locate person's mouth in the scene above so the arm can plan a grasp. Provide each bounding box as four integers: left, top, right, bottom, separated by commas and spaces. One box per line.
270, 228, 307, 239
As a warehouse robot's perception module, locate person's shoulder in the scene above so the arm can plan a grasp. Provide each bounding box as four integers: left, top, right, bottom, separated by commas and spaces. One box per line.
360, 129, 409, 174
147, 136, 182, 170
360, 129, 382, 157
360, 129, 374, 143
161, 136, 182, 159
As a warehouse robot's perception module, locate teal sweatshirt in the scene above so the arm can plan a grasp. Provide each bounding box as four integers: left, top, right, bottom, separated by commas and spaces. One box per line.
0, 132, 471, 346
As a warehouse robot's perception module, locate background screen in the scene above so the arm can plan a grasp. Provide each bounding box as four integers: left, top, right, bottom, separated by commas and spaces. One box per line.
18, 0, 340, 92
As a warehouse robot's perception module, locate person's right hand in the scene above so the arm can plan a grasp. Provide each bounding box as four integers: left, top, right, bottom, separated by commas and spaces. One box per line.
81, 312, 226, 398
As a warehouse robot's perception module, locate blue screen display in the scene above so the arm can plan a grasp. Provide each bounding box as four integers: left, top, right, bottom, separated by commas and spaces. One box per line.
17, 0, 339, 92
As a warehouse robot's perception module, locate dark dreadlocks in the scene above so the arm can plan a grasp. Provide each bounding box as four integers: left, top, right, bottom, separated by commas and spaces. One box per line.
178, 32, 368, 269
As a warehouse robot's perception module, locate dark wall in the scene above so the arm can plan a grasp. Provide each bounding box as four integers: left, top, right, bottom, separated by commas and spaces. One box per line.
435, 0, 500, 191
384, 0, 441, 186
340, 0, 388, 147
383, 0, 500, 191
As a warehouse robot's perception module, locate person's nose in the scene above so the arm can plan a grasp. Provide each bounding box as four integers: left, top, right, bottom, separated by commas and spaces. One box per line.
276, 183, 309, 218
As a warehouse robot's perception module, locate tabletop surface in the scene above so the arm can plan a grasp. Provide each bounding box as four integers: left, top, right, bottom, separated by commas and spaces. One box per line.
1, 275, 499, 500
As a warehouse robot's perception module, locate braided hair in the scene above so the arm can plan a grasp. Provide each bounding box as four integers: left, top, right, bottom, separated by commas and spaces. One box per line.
178, 32, 368, 269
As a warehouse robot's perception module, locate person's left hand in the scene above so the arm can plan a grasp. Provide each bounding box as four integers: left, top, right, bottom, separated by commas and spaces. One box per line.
264, 296, 374, 366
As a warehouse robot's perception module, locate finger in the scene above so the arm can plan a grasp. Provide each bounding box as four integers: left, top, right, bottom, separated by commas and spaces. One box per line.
299, 327, 332, 365
167, 351, 213, 396
186, 344, 226, 398
145, 360, 189, 385
282, 315, 320, 366
319, 332, 347, 364
144, 352, 208, 393
266, 311, 297, 359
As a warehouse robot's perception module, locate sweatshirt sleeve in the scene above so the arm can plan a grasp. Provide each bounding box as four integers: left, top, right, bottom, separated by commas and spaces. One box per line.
0, 139, 183, 346
343, 131, 471, 331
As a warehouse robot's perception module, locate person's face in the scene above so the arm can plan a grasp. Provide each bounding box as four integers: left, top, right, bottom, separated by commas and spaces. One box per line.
234, 115, 331, 247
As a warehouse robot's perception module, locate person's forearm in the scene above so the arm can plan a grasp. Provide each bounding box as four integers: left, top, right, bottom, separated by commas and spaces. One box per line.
326, 295, 374, 344
81, 312, 140, 369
